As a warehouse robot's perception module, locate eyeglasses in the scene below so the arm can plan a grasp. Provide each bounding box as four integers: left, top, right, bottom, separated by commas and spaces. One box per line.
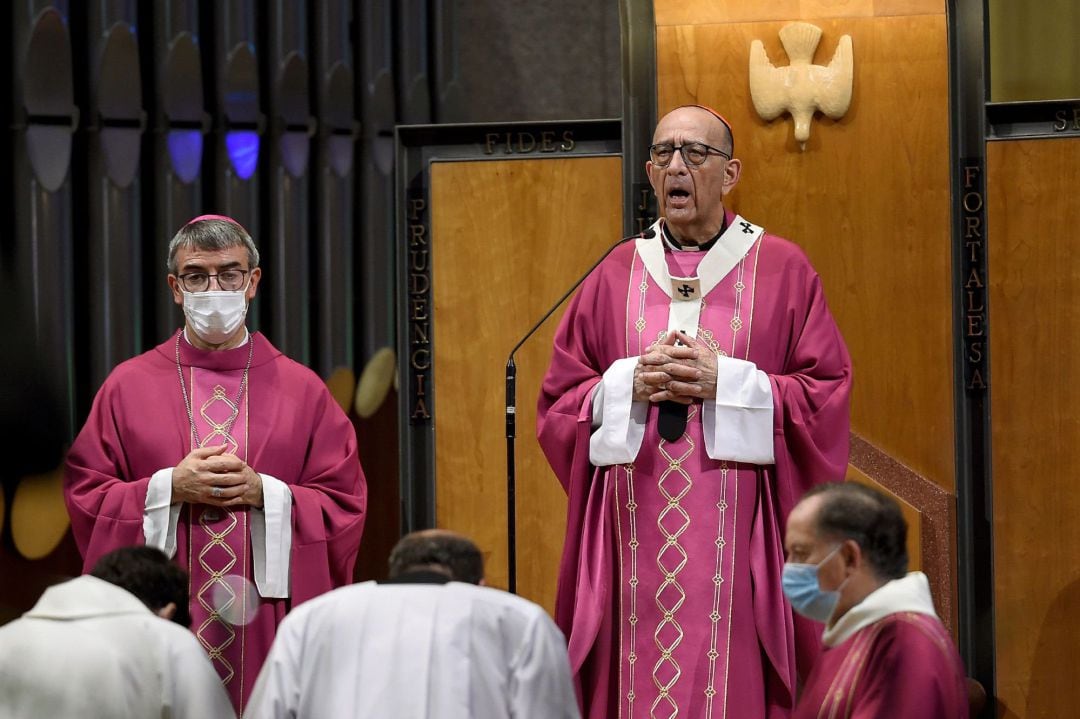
649, 142, 731, 167
176, 269, 250, 292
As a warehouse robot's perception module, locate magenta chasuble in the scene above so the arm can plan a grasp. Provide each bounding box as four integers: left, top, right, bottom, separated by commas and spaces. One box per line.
65, 332, 366, 714
793, 613, 968, 719
538, 214, 851, 719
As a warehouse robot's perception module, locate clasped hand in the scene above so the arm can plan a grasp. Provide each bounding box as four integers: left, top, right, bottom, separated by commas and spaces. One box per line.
172, 444, 264, 508
633, 330, 718, 404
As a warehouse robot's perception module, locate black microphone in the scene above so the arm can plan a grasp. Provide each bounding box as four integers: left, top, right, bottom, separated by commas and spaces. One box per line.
504, 226, 656, 594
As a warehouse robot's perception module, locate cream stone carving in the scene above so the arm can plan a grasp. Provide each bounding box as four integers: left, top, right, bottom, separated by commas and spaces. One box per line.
749, 22, 853, 150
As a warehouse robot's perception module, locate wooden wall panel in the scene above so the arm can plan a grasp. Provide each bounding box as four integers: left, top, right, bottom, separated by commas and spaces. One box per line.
655, 13, 955, 492
430, 157, 623, 612
988, 137, 1080, 719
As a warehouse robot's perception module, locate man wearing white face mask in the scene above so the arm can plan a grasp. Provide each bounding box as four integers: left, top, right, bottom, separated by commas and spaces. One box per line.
783, 482, 968, 718
64, 215, 368, 716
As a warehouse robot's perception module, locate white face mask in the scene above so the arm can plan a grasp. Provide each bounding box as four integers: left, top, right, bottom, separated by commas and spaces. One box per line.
183, 283, 249, 345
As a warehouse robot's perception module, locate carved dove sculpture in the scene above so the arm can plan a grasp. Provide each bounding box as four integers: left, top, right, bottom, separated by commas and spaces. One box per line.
750, 22, 853, 150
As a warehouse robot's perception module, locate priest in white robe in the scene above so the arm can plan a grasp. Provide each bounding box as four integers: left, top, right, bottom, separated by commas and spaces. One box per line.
246, 530, 580, 719
0, 547, 234, 719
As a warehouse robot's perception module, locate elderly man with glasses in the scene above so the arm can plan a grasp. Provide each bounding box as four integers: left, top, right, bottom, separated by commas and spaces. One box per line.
538, 105, 852, 718
64, 215, 367, 716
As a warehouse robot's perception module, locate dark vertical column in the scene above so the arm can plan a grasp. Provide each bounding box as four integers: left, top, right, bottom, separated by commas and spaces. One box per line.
354, 0, 401, 575
11, 2, 78, 438
263, 0, 312, 364
395, 0, 431, 125
84, 1, 145, 390
621, 0, 656, 237
209, 1, 263, 330
392, 1, 433, 538
948, 1, 995, 714
355, 2, 397, 362
148, 1, 206, 343
312, 1, 355, 377
429, 3, 462, 123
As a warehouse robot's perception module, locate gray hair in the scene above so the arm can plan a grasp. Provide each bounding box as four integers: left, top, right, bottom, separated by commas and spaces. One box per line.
166, 218, 260, 274
801, 482, 909, 581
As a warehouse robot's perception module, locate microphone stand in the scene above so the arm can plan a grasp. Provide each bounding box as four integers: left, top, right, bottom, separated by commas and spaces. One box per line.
504, 227, 655, 594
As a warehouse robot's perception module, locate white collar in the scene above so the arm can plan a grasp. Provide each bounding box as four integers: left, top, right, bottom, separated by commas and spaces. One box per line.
24, 575, 151, 620
822, 571, 939, 647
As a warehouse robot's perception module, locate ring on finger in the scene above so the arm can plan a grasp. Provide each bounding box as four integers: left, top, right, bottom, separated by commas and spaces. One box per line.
211, 486, 223, 498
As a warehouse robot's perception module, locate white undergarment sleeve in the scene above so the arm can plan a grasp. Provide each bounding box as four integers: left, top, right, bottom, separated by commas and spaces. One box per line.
589, 357, 648, 466
703, 356, 775, 464
251, 474, 293, 598
143, 468, 181, 557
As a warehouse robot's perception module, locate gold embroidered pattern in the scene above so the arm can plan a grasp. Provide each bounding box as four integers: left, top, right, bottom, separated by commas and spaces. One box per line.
651, 410, 698, 719
742, 239, 763, 360
195, 508, 239, 684
624, 463, 641, 716
699, 328, 721, 354
635, 258, 651, 356
728, 261, 747, 356
200, 385, 241, 454
817, 622, 887, 719
703, 461, 730, 717
189, 376, 246, 694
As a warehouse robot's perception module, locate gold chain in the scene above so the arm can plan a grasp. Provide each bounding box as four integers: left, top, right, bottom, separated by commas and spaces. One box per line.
174, 329, 254, 447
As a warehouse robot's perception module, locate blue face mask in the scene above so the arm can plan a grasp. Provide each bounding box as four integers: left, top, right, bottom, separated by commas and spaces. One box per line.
782, 544, 846, 624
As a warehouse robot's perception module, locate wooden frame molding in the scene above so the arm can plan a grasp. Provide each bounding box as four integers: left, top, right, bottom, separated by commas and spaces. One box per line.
849, 432, 957, 632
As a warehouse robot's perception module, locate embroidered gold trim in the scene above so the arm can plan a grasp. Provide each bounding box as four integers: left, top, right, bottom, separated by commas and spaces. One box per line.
650, 416, 697, 719
621, 463, 642, 717
743, 238, 763, 360
703, 461, 731, 718
817, 622, 886, 719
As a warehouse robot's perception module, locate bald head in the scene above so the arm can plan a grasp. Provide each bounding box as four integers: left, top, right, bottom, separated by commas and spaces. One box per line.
653, 105, 734, 157
388, 529, 484, 584
647, 105, 742, 244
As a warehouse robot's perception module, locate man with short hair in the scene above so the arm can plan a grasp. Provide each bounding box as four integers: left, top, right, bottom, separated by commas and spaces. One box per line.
90, 543, 194, 627
0, 547, 234, 718
64, 215, 367, 713
386, 526, 485, 585
538, 105, 851, 717
784, 482, 968, 718
246, 530, 580, 719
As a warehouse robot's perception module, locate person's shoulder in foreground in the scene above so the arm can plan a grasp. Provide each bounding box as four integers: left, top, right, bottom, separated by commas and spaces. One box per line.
246, 530, 579, 719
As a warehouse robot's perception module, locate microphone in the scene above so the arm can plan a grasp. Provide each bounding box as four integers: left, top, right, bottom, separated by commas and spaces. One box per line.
504, 226, 656, 593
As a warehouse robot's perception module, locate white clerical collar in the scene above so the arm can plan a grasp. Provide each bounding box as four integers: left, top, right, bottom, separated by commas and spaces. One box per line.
660, 222, 723, 252
822, 571, 939, 647
183, 327, 250, 348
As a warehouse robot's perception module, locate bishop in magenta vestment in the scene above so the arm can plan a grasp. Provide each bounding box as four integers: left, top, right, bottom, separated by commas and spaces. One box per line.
537, 212, 851, 718
65, 330, 366, 713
